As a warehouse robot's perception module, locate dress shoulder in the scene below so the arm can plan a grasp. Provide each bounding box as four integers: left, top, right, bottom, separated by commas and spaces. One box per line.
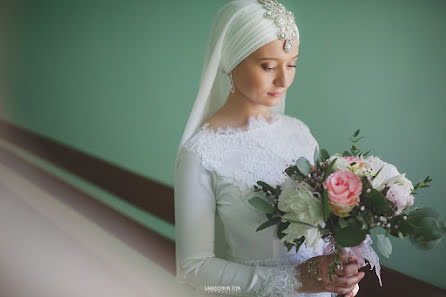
281, 113, 313, 132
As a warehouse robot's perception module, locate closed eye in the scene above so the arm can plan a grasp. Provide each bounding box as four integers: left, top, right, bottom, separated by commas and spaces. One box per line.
262, 64, 296, 71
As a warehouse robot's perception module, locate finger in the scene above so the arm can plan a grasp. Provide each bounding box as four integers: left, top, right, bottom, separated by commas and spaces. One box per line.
335, 286, 356, 296
335, 261, 361, 277
344, 284, 359, 297
337, 284, 358, 295
332, 272, 365, 288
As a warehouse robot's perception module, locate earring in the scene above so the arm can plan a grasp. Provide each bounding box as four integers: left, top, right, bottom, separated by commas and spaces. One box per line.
229, 72, 235, 94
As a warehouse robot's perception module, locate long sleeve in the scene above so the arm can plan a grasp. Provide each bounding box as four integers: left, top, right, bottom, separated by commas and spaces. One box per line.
174, 148, 304, 297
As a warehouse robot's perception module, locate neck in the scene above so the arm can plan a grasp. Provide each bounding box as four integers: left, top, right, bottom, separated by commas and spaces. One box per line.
218, 92, 273, 125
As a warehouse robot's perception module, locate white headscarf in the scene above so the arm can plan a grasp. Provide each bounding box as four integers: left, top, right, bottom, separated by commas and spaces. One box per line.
176, 0, 300, 164
174, 0, 301, 285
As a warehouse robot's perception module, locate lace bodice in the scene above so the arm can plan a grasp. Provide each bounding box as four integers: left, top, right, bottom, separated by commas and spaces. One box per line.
182, 112, 317, 192
174, 112, 335, 297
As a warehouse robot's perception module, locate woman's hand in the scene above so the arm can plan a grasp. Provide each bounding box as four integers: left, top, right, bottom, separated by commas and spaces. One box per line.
296, 253, 365, 295
344, 284, 360, 297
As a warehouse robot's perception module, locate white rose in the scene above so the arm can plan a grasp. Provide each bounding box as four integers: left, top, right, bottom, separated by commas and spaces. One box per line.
385, 183, 415, 215
366, 156, 400, 191
327, 154, 350, 171
387, 174, 414, 191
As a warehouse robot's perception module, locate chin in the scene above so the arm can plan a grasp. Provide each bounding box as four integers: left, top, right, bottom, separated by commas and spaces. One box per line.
265, 97, 282, 107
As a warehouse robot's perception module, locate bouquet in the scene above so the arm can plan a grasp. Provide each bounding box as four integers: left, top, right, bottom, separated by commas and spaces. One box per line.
248, 130, 446, 295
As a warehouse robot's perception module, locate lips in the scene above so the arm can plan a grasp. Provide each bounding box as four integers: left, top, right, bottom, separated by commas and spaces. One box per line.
267, 92, 283, 97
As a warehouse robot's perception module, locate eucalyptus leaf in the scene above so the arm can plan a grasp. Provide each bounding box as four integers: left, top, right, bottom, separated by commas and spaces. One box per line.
296, 157, 312, 176
409, 235, 443, 251
376, 234, 392, 258
248, 197, 274, 215
414, 217, 444, 241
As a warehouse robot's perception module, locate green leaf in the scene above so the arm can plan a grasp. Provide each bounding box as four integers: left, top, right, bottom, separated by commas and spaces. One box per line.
409, 235, 443, 251
338, 217, 348, 229
296, 157, 312, 176
256, 216, 281, 232
376, 234, 392, 258
409, 207, 440, 222
248, 197, 274, 215
362, 188, 393, 215
362, 150, 371, 157
413, 182, 420, 191
320, 149, 330, 162
257, 181, 276, 195
372, 166, 384, 181
404, 207, 446, 250
323, 158, 337, 182
333, 222, 366, 247
353, 129, 360, 138
314, 147, 320, 162
323, 189, 330, 221
343, 150, 352, 157
286, 219, 318, 228
353, 136, 364, 142
277, 221, 290, 239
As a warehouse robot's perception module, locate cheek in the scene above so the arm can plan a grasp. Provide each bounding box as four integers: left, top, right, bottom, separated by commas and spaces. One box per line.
235, 66, 272, 95
248, 71, 271, 92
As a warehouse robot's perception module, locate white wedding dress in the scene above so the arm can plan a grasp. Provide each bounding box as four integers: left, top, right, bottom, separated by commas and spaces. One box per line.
175, 111, 336, 297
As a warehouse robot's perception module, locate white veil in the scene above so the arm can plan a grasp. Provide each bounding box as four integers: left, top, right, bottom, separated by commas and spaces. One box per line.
174, 0, 300, 282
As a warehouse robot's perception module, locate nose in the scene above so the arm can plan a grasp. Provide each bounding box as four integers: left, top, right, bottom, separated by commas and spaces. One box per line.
273, 66, 290, 88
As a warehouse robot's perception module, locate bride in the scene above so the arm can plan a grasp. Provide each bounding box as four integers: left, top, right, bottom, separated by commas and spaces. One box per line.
174, 0, 364, 296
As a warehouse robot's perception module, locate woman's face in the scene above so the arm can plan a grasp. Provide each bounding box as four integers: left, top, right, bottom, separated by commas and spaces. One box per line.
231, 38, 299, 108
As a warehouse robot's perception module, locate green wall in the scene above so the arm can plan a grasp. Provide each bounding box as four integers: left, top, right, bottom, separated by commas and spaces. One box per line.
1, 0, 445, 289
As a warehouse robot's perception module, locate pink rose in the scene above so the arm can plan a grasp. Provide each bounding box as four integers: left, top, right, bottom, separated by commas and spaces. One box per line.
323, 171, 363, 217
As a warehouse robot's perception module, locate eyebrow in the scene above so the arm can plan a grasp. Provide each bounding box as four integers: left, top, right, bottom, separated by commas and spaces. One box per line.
256, 54, 299, 61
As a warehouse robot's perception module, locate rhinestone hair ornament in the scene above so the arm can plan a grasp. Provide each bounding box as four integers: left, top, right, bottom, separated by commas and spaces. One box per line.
258, 0, 298, 53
